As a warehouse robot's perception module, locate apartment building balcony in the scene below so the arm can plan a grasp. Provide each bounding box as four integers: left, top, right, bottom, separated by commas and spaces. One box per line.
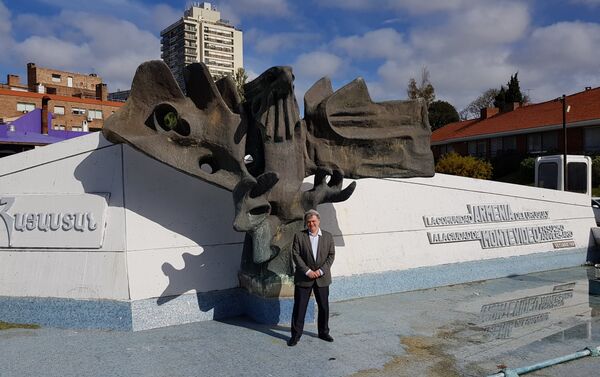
205, 51, 233, 60
204, 36, 233, 45
204, 43, 233, 53
205, 59, 234, 68
203, 27, 233, 38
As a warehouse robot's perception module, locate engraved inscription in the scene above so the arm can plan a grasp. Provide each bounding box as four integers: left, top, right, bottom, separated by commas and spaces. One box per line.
423, 204, 548, 227
428, 225, 573, 249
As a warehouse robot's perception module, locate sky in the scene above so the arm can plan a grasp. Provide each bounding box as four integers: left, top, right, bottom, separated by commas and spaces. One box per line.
1, 0, 600, 114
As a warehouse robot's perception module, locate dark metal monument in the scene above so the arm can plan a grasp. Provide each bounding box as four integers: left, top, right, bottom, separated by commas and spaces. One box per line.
103, 61, 434, 298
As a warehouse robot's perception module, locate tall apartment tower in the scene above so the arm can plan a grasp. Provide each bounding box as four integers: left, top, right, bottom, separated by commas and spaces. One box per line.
160, 2, 243, 90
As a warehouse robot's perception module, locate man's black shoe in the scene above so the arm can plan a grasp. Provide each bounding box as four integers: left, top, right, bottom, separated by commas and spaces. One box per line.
319, 334, 334, 342
287, 337, 299, 346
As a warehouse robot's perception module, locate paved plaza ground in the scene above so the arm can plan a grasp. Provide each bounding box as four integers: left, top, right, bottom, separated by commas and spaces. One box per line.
3, 266, 600, 377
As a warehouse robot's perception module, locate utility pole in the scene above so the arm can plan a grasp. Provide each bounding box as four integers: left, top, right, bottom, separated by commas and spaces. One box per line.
562, 94, 567, 191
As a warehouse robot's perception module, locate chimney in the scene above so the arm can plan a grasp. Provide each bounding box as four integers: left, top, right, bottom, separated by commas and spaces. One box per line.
27, 62, 37, 92
41, 96, 50, 134
7, 74, 21, 87
96, 83, 108, 101
480, 107, 499, 119
502, 102, 521, 113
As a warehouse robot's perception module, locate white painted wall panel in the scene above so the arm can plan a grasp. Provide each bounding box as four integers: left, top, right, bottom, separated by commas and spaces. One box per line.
122, 146, 243, 252
0, 251, 129, 299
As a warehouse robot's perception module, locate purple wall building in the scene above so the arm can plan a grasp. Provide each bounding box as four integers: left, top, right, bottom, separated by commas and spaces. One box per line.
0, 109, 89, 157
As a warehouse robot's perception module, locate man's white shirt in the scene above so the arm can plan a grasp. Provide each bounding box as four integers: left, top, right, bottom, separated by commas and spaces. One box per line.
306, 228, 323, 276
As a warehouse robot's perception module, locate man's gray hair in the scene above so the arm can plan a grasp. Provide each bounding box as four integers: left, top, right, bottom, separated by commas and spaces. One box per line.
304, 209, 320, 222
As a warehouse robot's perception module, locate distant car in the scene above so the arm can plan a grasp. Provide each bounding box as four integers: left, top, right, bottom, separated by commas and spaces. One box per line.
592, 198, 600, 225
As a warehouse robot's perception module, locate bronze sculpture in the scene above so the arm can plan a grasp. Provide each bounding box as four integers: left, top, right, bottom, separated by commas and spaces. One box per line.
103, 61, 434, 296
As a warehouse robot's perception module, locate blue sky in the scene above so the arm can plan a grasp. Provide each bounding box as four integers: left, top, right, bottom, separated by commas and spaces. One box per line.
1, 0, 600, 114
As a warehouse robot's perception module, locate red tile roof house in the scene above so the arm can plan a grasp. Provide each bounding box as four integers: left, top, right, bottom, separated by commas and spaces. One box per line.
431, 87, 600, 162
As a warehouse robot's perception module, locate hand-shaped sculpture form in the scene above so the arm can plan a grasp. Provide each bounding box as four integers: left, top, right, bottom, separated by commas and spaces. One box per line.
103, 61, 434, 296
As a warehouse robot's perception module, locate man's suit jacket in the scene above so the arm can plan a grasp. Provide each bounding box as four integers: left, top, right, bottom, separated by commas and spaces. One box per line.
292, 229, 335, 287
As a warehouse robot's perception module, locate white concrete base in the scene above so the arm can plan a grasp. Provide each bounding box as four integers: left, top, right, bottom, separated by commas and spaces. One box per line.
0, 132, 596, 330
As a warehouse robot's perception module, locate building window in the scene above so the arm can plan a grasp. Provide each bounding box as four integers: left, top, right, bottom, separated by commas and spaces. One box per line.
490, 136, 517, 157
490, 137, 502, 157
72, 108, 86, 115
503, 136, 517, 151
51, 74, 61, 82
88, 110, 103, 120
16, 102, 35, 112
584, 127, 600, 152
468, 140, 487, 157
438, 144, 454, 156
527, 132, 558, 154
54, 106, 65, 115
527, 134, 542, 153
543, 132, 558, 152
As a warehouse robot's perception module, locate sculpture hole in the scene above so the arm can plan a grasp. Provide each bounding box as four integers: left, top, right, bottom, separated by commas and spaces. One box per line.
200, 163, 214, 174
249, 205, 270, 216
176, 118, 191, 136
198, 156, 219, 174
145, 103, 191, 136
300, 182, 313, 191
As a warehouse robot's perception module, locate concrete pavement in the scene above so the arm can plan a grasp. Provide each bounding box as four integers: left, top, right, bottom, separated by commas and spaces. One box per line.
3, 266, 600, 377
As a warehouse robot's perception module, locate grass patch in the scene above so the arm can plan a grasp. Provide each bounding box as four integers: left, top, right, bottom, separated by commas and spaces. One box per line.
0, 321, 40, 330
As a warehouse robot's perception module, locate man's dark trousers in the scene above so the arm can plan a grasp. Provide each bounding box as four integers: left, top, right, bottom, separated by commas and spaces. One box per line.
291, 283, 329, 339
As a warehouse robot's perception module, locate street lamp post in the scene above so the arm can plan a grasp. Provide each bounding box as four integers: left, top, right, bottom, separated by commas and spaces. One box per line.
562, 94, 567, 191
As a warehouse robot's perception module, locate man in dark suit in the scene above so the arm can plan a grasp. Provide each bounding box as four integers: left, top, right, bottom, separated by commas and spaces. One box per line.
288, 209, 335, 346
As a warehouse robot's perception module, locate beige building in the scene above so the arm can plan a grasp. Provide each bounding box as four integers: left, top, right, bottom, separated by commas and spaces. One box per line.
160, 2, 243, 89
26, 63, 106, 99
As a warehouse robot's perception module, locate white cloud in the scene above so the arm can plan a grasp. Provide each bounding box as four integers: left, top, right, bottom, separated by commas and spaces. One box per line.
410, 2, 530, 57
293, 51, 344, 80
7, 8, 159, 92
315, 0, 479, 14
332, 28, 411, 61
246, 29, 321, 54
318, 1, 534, 111
33, 0, 180, 33
0, 1, 13, 55
15, 36, 93, 68
218, 0, 293, 25
508, 21, 600, 101
512, 21, 600, 72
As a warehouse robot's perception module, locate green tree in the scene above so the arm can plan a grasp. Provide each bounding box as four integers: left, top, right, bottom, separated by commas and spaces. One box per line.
233, 68, 248, 101
494, 72, 527, 110
493, 86, 507, 109
428, 100, 459, 131
407, 66, 435, 105
460, 88, 499, 120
